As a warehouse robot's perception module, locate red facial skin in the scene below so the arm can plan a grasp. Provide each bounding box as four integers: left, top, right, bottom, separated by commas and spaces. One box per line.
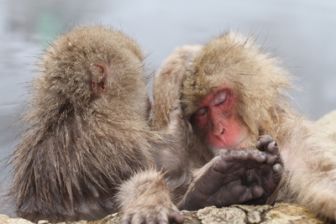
192, 87, 247, 150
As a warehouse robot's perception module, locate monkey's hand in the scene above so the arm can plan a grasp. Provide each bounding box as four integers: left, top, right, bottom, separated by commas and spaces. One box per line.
178, 143, 283, 211
248, 134, 283, 204
118, 170, 184, 224
150, 45, 202, 130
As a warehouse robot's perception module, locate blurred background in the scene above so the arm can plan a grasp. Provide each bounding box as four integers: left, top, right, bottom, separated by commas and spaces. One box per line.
0, 0, 335, 216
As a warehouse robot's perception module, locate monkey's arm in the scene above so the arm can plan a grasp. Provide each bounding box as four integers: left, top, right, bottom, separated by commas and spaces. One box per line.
150, 45, 202, 130
179, 135, 283, 210
117, 170, 184, 224
279, 119, 336, 220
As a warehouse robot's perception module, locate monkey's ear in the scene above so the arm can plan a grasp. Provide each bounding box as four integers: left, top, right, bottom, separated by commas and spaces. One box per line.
90, 63, 108, 96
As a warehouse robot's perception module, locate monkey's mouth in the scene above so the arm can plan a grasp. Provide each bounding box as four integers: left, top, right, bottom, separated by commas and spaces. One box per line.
208, 132, 249, 152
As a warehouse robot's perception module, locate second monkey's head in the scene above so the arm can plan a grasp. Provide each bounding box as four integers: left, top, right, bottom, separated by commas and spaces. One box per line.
38, 26, 148, 116
181, 32, 292, 151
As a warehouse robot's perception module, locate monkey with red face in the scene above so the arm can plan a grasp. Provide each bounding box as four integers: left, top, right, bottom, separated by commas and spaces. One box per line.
151, 43, 283, 211
191, 87, 248, 151
151, 33, 336, 221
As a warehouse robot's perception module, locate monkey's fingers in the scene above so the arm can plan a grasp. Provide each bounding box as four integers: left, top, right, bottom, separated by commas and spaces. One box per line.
209, 180, 264, 206
253, 163, 282, 199
215, 149, 267, 172
264, 149, 282, 168
179, 161, 244, 210
208, 180, 245, 206
238, 185, 265, 203
196, 161, 245, 195
166, 104, 192, 139
270, 163, 283, 188
168, 210, 184, 224
256, 135, 273, 148
245, 168, 259, 184
266, 141, 279, 154
257, 135, 275, 150
257, 135, 280, 155
122, 209, 183, 224
273, 163, 283, 173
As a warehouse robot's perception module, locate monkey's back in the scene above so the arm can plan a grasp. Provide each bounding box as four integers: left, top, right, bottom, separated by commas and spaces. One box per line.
11, 26, 153, 222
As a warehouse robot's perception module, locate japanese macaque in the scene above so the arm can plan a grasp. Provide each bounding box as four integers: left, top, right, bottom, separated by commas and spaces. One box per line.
10, 26, 187, 223
151, 32, 336, 220
151, 44, 283, 210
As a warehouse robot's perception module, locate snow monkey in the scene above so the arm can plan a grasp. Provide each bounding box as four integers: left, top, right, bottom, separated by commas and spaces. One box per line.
10, 26, 190, 223
151, 45, 283, 210
10, 26, 283, 224
151, 33, 336, 221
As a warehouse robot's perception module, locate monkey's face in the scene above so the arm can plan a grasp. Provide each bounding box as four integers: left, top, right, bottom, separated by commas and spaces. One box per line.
183, 32, 291, 150
190, 85, 249, 152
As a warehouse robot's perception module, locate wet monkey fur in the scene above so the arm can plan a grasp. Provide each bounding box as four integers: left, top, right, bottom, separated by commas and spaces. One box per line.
151, 43, 283, 210
12, 25, 334, 223
10, 26, 187, 223
151, 32, 336, 220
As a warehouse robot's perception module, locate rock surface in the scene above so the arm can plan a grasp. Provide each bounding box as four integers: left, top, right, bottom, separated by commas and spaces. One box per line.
0, 203, 324, 224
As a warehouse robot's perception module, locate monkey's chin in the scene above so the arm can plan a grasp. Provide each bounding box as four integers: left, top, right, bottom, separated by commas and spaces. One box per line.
209, 146, 236, 156
208, 134, 250, 155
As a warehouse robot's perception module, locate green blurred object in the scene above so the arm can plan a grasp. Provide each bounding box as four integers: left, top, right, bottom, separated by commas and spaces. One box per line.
36, 12, 63, 48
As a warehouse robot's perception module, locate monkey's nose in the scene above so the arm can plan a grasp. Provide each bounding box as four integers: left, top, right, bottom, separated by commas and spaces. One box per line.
213, 123, 225, 136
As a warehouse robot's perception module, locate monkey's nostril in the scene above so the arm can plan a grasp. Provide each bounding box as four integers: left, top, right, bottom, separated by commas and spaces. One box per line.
213, 124, 225, 136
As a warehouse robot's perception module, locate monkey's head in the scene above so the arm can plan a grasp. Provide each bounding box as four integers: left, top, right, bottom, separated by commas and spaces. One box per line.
181, 32, 292, 151
38, 26, 147, 113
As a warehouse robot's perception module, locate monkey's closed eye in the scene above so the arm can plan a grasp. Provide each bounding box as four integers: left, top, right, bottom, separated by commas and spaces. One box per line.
213, 91, 227, 106
195, 107, 208, 117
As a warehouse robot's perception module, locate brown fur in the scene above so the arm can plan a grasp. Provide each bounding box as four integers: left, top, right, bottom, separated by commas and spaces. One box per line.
150, 45, 213, 169
150, 45, 203, 130
10, 26, 185, 222
117, 170, 181, 223
315, 111, 336, 142
152, 32, 336, 220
